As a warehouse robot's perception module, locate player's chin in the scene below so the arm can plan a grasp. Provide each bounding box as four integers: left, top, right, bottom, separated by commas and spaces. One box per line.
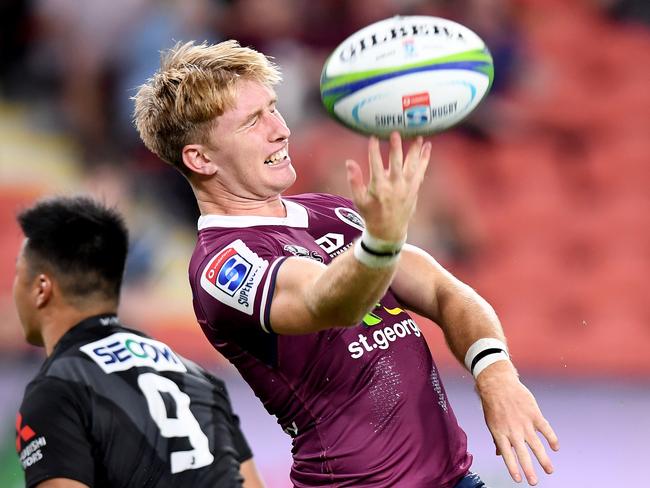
267, 164, 297, 191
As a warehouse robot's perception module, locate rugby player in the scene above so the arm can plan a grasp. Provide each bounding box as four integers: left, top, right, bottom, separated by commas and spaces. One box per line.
13, 196, 264, 488
134, 40, 559, 487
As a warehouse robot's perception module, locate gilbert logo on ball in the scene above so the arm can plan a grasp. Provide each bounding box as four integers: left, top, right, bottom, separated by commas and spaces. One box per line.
320, 16, 494, 138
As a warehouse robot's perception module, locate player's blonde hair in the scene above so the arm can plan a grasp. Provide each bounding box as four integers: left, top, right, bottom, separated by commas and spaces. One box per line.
133, 40, 282, 174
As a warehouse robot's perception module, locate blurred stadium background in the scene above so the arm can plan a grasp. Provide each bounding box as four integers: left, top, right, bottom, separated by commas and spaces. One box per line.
1, 0, 649, 486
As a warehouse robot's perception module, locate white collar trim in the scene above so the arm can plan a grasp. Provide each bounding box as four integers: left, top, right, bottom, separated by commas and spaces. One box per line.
197, 199, 308, 229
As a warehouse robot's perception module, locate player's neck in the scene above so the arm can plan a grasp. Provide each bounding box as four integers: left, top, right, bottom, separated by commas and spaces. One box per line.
195, 189, 287, 217
41, 302, 118, 356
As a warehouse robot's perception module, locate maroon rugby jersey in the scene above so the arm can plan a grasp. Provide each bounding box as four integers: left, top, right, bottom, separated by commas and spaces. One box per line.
189, 193, 472, 487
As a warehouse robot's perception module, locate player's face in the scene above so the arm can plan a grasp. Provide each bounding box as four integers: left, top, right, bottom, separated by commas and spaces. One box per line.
13, 243, 43, 346
206, 79, 295, 199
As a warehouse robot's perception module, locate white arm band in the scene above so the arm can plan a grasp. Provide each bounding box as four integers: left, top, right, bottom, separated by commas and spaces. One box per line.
353, 229, 405, 268
464, 338, 510, 379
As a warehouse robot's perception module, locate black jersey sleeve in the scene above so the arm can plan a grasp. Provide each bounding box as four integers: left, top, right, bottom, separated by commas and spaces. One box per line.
201, 369, 253, 463
18, 378, 94, 488
230, 411, 253, 463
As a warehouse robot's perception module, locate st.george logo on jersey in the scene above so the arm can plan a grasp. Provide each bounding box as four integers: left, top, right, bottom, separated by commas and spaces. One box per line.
200, 239, 269, 315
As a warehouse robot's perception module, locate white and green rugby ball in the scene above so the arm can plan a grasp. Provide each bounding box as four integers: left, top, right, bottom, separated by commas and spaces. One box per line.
320, 15, 494, 138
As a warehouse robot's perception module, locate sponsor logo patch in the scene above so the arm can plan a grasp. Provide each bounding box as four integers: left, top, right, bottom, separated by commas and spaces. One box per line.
15, 413, 35, 453
402, 92, 431, 127
16, 413, 46, 469
283, 244, 324, 262
80, 333, 187, 374
334, 207, 365, 230
347, 317, 423, 360
315, 233, 345, 254
200, 239, 268, 315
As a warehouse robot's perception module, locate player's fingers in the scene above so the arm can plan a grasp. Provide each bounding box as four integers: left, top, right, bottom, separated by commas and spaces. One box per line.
527, 432, 554, 475
345, 159, 367, 205
387, 131, 404, 179
407, 140, 431, 187
367, 136, 384, 185
417, 140, 432, 181
513, 439, 538, 486
495, 436, 523, 484
537, 418, 560, 452
402, 136, 423, 179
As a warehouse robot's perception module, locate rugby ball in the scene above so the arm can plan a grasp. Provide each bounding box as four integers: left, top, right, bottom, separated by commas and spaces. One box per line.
320, 16, 494, 138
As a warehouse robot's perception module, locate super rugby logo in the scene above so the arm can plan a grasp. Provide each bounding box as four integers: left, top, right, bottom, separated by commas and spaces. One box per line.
205, 247, 252, 297
403, 92, 431, 128
200, 240, 269, 316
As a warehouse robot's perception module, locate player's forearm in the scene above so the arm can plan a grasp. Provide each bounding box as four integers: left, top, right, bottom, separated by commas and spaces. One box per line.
240, 459, 265, 488
306, 249, 398, 329
436, 282, 507, 365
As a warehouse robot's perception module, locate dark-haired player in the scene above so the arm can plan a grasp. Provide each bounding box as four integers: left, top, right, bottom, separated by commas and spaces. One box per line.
13, 196, 264, 488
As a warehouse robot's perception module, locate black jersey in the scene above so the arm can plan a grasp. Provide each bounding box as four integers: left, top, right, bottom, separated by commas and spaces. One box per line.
16, 314, 252, 488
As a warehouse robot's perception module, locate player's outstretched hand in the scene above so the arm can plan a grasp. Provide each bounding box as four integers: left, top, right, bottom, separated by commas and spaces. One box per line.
476, 361, 560, 486
345, 131, 431, 243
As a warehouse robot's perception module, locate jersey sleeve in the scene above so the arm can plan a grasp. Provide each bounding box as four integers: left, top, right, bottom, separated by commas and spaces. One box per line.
229, 412, 253, 463
192, 231, 287, 335
17, 378, 94, 488
198, 368, 253, 463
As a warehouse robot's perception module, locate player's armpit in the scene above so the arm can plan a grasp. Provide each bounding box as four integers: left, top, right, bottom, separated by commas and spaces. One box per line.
36, 478, 89, 488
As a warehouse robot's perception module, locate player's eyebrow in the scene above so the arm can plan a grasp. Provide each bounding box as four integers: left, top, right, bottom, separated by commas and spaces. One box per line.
239, 98, 278, 129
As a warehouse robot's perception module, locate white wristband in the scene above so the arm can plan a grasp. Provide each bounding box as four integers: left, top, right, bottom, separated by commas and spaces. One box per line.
353, 230, 404, 268
464, 338, 510, 379
360, 229, 406, 253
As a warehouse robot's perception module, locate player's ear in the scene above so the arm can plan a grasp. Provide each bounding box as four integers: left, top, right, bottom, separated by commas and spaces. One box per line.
182, 144, 218, 176
34, 273, 53, 308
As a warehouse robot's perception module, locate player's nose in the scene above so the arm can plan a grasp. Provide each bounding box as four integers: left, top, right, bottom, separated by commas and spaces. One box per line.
268, 111, 290, 142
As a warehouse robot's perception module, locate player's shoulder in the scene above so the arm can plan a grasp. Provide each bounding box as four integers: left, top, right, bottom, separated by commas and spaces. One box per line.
193, 220, 283, 262
22, 373, 86, 415
39, 323, 189, 385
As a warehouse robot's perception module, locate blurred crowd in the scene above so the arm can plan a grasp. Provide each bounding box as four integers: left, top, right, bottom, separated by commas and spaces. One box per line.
1, 0, 649, 374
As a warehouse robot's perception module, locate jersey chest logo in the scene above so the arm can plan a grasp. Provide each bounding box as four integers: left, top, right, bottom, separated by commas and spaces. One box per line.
200, 239, 268, 315
80, 333, 187, 374
315, 232, 345, 254
334, 207, 364, 230
283, 244, 324, 262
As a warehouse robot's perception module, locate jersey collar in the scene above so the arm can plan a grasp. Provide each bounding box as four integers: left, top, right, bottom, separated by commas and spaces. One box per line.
197, 199, 308, 229
49, 313, 119, 357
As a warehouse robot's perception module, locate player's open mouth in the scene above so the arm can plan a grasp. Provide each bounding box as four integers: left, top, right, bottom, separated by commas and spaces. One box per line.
264, 147, 288, 165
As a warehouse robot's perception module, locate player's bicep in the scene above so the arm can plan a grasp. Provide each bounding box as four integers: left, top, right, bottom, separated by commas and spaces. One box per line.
392, 244, 452, 320
269, 256, 327, 335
